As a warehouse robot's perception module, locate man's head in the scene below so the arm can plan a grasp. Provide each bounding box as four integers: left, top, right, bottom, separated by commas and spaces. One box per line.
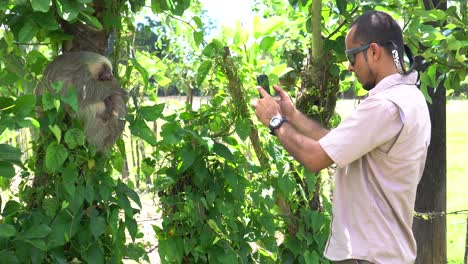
345, 11, 405, 90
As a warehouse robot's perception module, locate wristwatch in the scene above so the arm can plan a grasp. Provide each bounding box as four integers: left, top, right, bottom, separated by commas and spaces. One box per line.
269, 115, 287, 135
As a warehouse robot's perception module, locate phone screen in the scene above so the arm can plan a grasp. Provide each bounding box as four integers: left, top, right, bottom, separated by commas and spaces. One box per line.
256, 74, 270, 97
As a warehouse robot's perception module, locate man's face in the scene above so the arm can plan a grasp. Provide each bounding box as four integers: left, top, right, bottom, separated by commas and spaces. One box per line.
345, 27, 377, 91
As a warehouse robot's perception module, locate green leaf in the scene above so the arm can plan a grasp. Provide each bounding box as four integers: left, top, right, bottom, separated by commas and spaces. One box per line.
64, 128, 85, 149
304, 250, 320, 264
271, 64, 290, 77
427, 9, 447, 21
26, 50, 48, 75
22, 224, 51, 239
89, 216, 106, 239
335, 0, 347, 14
235, 118, 251, 141
0, 224, 16, 238
140, 103, 165, 121
141, 158, 155, 177
125, 216, 138, 241
118, 181, 142, 209
0, 161, 15, 179
31, 0, 51, 12
0, 144, 22, 163
304, 169, 317, 197
129, 118, 158, 146
62, 164, 77, 195
0, 251, 18, 264
283, 235, 301, 257
253, 16, 285, 39
259, 35, 276, 51
48, 124, 62, 143
202, 39, 225, 58
193, 30, 203, 47
178, 145, 196, 173
213, 143, 234, 161
150, 0, 163, 13
56, 0, 83, 21
18, 21, 38, 43
159, 236, 184, 262
193, 16, 203, 28
87, 242, 104, 264
0, 97, 15, 113
48, 213, 72, 247
330, 64, 340, 77
2, 201, 21, 218
196, 60, 212, 87
45, 142, 68, 173
25, 239, 47, 251
132, 59, 149, 90
33, 11, 60, 30
79, 12, 103, 29
13, 94, 36, 117
60, 88, 78, 113
419, 82, 433, 104
207, 219, 222, 234
85, 182, 95, 203
43, 197, 60, 217
278, 174, 296, 197
41, 92, 56, 111
111, 154, 124, 174
117, 191, 132, 216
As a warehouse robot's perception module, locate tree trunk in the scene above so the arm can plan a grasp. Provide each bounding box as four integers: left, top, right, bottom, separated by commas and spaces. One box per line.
295, 0, 339, 211
464, 214, 468, 264
61, 0, 109, 54
413, 1, 447, 263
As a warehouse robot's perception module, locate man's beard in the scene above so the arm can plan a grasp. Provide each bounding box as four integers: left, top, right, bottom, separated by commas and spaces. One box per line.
363, 81, 375, 91
362, 68, 376, 91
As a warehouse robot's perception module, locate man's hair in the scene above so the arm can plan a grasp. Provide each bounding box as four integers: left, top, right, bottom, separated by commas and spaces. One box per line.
351, 11, 404, 65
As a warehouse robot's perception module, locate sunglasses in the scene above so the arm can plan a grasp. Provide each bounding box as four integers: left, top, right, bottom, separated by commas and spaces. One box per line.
345, 40, 397, 66
345, 44, 371, 66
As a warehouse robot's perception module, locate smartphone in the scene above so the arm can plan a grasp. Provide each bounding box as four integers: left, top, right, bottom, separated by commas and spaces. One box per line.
256, 74, 270, 97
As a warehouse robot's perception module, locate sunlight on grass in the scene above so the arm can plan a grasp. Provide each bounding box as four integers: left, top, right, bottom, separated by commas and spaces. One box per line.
446, 100, 468, 263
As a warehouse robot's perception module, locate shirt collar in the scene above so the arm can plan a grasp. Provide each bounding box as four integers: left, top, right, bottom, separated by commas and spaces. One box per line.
368, 72, 418, 96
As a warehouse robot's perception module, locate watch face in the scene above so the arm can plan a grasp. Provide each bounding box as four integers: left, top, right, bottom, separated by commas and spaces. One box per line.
270, 117, 282, 128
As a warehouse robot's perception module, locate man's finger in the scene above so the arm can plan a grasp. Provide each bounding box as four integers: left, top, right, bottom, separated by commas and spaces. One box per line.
273, 85, 288, 99
251, 100, 258, 108
257, 86, 271, 99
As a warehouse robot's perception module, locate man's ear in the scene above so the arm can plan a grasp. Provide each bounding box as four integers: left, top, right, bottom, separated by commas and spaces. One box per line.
369, 43, 382, 61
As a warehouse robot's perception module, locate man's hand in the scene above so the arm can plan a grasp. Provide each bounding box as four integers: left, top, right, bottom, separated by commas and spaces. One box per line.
252, 86, 281, 126
273, 85, 297, 122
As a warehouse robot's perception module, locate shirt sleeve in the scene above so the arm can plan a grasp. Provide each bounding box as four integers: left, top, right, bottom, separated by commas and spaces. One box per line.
319, 97, 403, 167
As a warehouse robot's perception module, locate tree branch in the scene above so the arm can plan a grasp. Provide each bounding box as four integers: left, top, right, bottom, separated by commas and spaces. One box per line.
325, 6, 359, 41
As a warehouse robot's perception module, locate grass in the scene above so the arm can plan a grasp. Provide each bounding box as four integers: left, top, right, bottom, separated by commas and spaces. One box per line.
446, 100, 468, 263
336, 99, 468, 263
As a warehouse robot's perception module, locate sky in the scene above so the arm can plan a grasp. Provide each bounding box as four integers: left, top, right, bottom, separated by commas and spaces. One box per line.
200, 0, 254, 29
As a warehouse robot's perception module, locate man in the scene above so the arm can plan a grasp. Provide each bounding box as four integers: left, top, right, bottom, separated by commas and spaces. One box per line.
253, 11, 431, 264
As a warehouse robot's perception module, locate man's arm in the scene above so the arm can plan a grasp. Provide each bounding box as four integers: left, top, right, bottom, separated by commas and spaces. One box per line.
287, 110, 329, 141
273, 121, 334, 172
253, 85, 334, 171
270, 85, 329, 141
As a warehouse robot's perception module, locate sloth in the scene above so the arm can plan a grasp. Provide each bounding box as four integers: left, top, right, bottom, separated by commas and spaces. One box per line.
36, 51, 127, 151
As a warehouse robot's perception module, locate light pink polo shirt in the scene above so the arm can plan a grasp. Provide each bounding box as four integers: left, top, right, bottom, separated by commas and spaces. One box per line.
319, 72, 431, 263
